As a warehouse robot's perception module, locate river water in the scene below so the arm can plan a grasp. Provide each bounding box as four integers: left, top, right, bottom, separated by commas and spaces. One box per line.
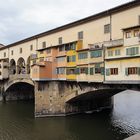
0, 90, 140, 140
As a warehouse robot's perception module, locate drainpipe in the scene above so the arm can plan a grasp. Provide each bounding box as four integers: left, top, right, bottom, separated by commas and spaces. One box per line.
110, 13, 112, 41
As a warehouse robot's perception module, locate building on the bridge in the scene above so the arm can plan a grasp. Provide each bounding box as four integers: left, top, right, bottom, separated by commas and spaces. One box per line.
56, 43, 67, 81
0, 0, 140, 117
31, 45, 58, 81
105, 25, 140, 83
89, 43, 104, 83
0, 58, 9, 80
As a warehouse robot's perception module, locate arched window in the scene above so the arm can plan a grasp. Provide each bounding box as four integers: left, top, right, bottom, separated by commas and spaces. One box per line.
9, 59, 16, 75
17, 57, 26, 74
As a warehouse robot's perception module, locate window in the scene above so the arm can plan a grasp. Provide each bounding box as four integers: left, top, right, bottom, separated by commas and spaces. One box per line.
115, 49, 120, 56
42, 42, 46, 48
11, 50, 13, 55
90, 50, 102, 58
78, 31, 83, 40
67, 68, 76, 75
125, 67, 140, 75
30, 45, 33, 51
79, 67, 88, 74
126, 31, 131, 38
72, 55, 76, 62
110, 68, 118, 75
59, 45, 65, 52
4, 52, 6, 57
57, 67, 65, 74
78, 52, 88, 59
70, 43, 76, 50
108, 50, 113, 57
126, 47, 139, 56
106, 68, 118, 76
20, 48, 22, 53
67, 55, 76, 62
46, 48, 51, 54
104, 24, 110, 34
58, 37, 62, 45
134, 30, 139, 37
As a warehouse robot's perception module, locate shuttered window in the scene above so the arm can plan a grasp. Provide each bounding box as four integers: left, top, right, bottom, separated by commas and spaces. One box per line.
125, 67, 140, 76
90, 50, 102, 58
126, 47, 139, 56
106, 69, 110, 76
90, 67, 94, 75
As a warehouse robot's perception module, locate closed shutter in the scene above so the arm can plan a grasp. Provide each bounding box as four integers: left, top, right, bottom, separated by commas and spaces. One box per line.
137, 67, 140, 75
85, 68, 88, 75
76, 68, 80, 74
90, 68, 94, 75
101, 67, 104, 75
106, 68, 110, 76
125, 68, 128, 76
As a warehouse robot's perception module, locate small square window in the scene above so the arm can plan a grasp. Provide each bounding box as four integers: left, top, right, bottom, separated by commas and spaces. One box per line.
58, 37, 62, 45
20, 48, 22, 53
126, 31, 131, 38
134, 30, 139, 37
104, 24, 110, 34
30, 45, 33, 51
11, 50, 13, 55
78, 31, 83, 40
108, 50, 113, 56
42, 42, 46, 48
4, 52, 6, 57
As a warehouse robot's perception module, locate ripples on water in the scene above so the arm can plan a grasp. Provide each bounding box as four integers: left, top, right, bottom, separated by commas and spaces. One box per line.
0, 90, 140, 140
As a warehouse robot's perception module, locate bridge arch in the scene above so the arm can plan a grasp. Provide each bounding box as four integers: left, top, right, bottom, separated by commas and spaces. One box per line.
17, 57, 26, 74
9, 59, 16, 75
65, 88, 125, 114
4, 80, 35, 101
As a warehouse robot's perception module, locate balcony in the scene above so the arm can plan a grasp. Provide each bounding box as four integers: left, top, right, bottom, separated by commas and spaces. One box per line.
104, 39, 124, 48
89, 42, 103, 50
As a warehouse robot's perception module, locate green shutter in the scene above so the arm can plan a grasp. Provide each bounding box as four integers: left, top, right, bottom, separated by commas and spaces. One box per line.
76, 68, 80, 74
106, 68, 110, 76
101, 67, 104, 75
125, 68, 128, 76
90, 68, 94, 75
137, 68, 140, 75
85, 68, 88, 74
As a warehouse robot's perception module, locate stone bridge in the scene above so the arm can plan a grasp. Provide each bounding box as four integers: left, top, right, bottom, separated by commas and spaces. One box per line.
0, 75, 140, 117
0, 74, 34, 101
4, 74, 34, 92
34, 81, 140, 117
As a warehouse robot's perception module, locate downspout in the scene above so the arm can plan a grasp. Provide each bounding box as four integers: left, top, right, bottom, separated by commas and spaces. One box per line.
110, 13, 112, 41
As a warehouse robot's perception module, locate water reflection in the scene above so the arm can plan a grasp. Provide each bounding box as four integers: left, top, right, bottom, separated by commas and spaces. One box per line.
0, 90, 140, 140
112, 90, 140, 136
